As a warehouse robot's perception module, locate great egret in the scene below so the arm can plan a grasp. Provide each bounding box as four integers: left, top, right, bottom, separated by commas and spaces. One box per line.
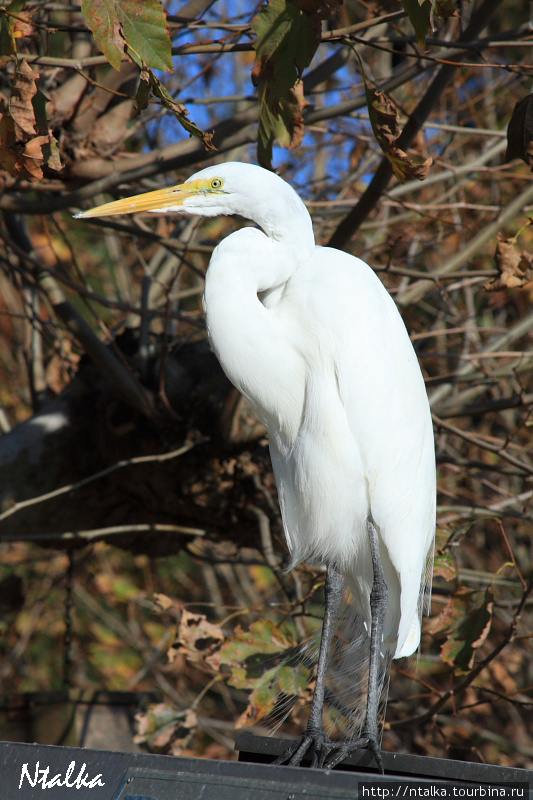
76, 162, 436, 772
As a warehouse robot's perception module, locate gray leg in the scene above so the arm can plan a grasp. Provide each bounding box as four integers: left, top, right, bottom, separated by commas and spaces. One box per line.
362, 518, 389, 744
274, 564, 344, 767
325, 518, 388, 772
307, 565, 345, 735
276, 519, 389, 773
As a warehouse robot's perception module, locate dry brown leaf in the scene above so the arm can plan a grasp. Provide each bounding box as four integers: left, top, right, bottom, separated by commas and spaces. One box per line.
172, 609, 224, 667
430, 588, 493, 673
0, 114, 19, 173
488, 660, 517, 696
287, 79, 309, 150
13, 11, 35, 40
0, 60, 62, 181
484, 234, 533, 292
153, 591, 181, 612
21, 133, 48, 181
9, 60, 39, 139
366, 87, 432, 183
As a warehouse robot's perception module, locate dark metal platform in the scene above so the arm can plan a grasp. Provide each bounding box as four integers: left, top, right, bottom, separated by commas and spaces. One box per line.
0, 734, 531, 800
236, 730, 533, 784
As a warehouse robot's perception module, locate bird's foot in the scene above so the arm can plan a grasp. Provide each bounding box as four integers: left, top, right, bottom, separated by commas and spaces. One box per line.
323, 733, 384, 774
273, 727, 332, 769
274, 729, 383, 774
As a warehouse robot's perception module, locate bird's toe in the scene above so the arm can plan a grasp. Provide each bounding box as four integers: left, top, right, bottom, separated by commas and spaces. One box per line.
323, 734, 384, 774
273, 728, 332, 768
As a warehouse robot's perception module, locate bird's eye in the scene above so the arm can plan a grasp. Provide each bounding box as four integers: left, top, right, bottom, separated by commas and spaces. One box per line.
210, 178, 223, 189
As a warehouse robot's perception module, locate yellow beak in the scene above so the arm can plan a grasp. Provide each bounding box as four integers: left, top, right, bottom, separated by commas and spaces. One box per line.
74, 179, 212, 219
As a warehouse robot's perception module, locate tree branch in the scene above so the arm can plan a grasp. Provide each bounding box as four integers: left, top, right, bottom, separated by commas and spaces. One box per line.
433, 414, 533, 476
3, 214, 155, 418
327, 0, 503, 250
0, 107, 259, 214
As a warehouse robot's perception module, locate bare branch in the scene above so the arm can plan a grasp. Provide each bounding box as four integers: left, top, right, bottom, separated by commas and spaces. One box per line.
328, 0, 504, 250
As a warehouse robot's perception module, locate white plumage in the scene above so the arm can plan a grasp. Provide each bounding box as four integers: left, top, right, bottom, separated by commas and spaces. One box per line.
77, 161, 436, 768
198, 164, 435, 661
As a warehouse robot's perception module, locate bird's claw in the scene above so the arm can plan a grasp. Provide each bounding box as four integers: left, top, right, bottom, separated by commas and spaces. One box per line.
274, 730, 384, 773
323, 734, 384, 774
273, 728, 332, 769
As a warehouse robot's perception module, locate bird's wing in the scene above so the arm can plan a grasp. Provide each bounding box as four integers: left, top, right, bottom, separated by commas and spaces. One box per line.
290, 246, 436, 656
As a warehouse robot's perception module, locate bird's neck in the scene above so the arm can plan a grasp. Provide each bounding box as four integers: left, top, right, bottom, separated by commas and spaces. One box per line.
247, 189, 315, 263
203, 228, 307, 439
264, 214, 314, 256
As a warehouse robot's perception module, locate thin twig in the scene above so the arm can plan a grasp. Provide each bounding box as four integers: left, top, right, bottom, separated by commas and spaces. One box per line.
0, 441, 202, 525
0, 523, 206, 544
433, 415, 533, 476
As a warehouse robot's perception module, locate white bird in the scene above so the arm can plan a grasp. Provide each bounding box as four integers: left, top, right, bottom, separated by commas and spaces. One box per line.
76, 162, 436, 772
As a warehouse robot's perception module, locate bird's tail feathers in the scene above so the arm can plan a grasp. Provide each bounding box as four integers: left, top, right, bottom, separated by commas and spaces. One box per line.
422, 542, 435, 617
325, 591, 392, 741
265, 587, 392, 742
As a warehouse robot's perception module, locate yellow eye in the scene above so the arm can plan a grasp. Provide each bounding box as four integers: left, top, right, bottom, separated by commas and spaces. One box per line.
211, 178, 223, 189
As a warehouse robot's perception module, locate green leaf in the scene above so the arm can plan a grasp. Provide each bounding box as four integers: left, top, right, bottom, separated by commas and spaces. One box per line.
402, 0, 433, 49
252, 0, 317, 102
134, 703, 197, 750
81, 0, 123, 70
256, 79, 308, 169
220, 618, 298, 689
220, 618, 311, 725
433, 528, 457, 581
433, 551, 456, 581
252, 0, 329, 167
81, 0, 173, 72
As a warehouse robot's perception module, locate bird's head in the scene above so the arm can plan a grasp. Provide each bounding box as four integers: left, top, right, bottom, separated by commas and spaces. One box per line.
75, 161, 315, 254
74, 162, 294, 222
